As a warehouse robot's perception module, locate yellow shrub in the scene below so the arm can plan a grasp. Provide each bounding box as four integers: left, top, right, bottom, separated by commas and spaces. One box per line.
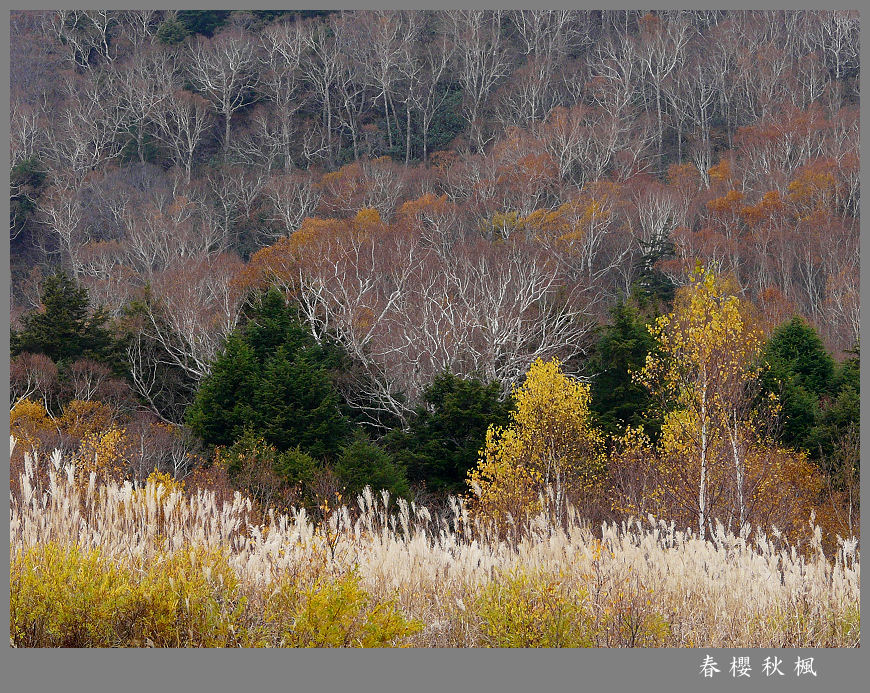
10, 399, 54, 451
594, 576, 671, 648
136, 547, 247, 647
262, 571, 422, 647
142, 469, 185, 496
470, 569, 594, 647
57, 400, 118, 441
73, 427, 131, 483
9, 543, 248, 648
10, 543, 138, 647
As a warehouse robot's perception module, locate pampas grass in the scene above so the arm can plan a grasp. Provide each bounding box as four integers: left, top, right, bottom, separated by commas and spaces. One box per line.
9, 440, 860, 647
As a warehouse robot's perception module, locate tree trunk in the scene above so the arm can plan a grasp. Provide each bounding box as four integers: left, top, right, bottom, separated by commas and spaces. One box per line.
348, 104, 359, 161
384, 91, 393, 150
422, 113, 429, 164
676, 121, 681, 162
655, 84, 663, 171
405, 103, 412, 165
729, 421, 745, 531
137, 125, 146, 164
698, 373, 708, 540
324, 91, 334, 167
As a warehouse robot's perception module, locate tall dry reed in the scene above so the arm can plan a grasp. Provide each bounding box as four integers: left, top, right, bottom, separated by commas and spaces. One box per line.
9, 440, 860, 647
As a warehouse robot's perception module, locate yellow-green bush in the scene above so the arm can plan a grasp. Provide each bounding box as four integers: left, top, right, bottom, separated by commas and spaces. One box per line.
10, 543, 138, 647
134, 547, 247, 647
262, 571, 422, 647
10, 543, 248, 648
597, 595, 671, 647
747, 603, 860, 649
470, 569, 594, 648
10, 542, 420, 648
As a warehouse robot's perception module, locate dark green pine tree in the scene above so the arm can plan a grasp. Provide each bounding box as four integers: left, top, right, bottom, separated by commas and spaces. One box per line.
155, 17, 189, 45
11, 271, 120, 369
185, 334, 260, 448
758, 317, 836, 454
385, 371, 513, 494
759, 318, 859, 486
336, 433, 409, 500
10, 157, 46, 238
588, 297, 661, 443
186, 289, 351, 460
255, 348, 350, 459
804, 346, 859, 470
175, 10, 232, 37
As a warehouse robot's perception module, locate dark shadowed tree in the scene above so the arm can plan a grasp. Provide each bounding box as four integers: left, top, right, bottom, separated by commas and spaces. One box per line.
588, 296, 661, 443
385, 371, 513, 494
12, 271, 121, 370
758, 317, 836, 453
336, 433, 409, 500
186, 288, 352, 459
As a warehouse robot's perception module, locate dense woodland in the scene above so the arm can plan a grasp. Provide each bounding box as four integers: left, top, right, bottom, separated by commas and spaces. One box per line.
9, 10, 860, 547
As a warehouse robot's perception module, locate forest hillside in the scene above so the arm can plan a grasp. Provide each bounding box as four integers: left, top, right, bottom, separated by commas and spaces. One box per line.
8, 10, 860, 648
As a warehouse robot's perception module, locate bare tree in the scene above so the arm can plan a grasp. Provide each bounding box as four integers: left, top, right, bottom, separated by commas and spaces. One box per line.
111, 47, 173, 163
153, 87, 213, 184
496, 10, 591, 129
631, 180, 685, 248
790, 50, 832, 110
299, 18, 343, 166
228, 105, 294, 171
588, 30, 643, 124
405, 21, 455, 164
10, 100, 44, 167
332, 18, 371, 162
809, 10, 859, 82
257, 226, 594, 423
509, 10, 589, 59
264, 170, 321, 240
10, 352, 59, 411
187, 29, 257, 156
67, 359, 114, 401
143, 253, 246, 381
125, 414, 199, 481
120, 10, 162, 49
447, 10, 514, 152
258, 20, 307, 170
496, 57, 562, 130
635, 13, 693, 170
76, 240, 138, 317
125, 328, 194, 425
44, 71, 128, 181
356, 11, 416, 155
318, 158, 408, 221
664, 42, 719, 164
202, 165, 268, 249
37, 182, 86, 276
824, 265, 860, 355
44, 10, 120, 70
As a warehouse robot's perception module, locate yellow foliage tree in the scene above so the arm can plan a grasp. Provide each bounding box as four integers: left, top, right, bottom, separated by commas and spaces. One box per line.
73, 427, 131, 484
57, 400, 118, 441
468, 358, 605, 529
10, 399, 55, 453
11, 399, 135, 490
636, 266, 788, 538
